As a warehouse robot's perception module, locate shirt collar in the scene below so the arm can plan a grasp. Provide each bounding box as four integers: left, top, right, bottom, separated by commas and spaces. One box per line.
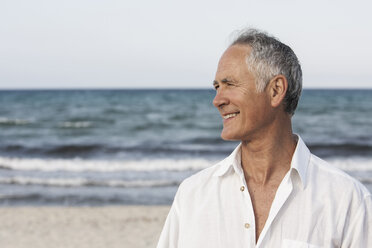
289, 134, 311, 189
213, 134, 311, 189
213, 143, 242, 177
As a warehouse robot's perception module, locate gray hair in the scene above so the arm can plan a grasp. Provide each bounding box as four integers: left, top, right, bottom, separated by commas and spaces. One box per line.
231, 29, 302, 116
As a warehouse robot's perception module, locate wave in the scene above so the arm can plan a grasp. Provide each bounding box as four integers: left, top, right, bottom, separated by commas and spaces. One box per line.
59, 121, 92, 129
309, 143, 372, 157
0, 143, 233, 158
0, 193, 129, 205
2, 144, 110, 156
0, 176, 179, 188
47, 144, 103, 155
0, 157, 214, 172
121, 145, 231, 156
327, 157, 372, 172
0, 192, 173, 206
0, 144, 105, 157
1, 155, 372, 174
0, 117, 31, 126
1, 141, 371, 159
131, 122, 173, 131
183, 137, 227, 144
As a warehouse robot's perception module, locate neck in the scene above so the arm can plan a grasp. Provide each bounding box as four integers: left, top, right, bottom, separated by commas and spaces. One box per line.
240, 116, 296, 185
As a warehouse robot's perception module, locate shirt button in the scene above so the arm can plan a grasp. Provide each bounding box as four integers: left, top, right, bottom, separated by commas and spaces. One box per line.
240, 186, 245, 191
244, 223, 250, 229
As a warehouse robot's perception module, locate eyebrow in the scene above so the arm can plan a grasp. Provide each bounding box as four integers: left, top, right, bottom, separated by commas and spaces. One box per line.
221, 78, 233, 83
213, 78, 235, 87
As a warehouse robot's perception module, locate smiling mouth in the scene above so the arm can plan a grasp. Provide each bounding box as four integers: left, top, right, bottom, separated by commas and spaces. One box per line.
223, 112, 239, 120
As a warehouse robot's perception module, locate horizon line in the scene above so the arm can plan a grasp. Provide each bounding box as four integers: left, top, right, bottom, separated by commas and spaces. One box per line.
0, 87, 372, 91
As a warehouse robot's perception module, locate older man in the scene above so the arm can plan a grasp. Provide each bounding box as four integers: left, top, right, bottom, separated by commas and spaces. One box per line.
157, 29, 371, 247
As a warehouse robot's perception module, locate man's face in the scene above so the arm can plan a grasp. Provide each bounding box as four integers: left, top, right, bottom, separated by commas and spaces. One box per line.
213, 45, 273, 141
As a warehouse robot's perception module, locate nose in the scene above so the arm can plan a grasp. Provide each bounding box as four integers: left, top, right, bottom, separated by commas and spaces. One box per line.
213, 89, 229, 109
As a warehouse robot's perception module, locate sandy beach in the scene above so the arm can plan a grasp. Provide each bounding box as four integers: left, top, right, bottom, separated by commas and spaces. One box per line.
0, 206, 170, 248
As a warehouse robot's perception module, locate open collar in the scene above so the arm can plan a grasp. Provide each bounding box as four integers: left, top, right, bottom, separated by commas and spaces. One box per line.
289, 135, 311, 189
213, 135, 311, 189
213, 143, 242, 177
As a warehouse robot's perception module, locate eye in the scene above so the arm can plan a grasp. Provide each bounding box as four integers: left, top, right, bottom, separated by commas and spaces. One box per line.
214, 85, 219, 90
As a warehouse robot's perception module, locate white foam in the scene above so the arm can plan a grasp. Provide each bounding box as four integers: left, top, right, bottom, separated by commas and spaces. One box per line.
60, 121, 92, 128
0, 157, 214, 172
0, 117, 30, 125
327, 157, 372, 172
1, 156, 371, 174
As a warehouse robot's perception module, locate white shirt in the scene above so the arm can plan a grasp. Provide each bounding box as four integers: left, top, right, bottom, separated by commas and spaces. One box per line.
157, 136, 372, 248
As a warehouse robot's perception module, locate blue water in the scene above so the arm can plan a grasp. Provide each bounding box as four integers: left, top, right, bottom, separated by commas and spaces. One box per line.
0, 89, 371, 205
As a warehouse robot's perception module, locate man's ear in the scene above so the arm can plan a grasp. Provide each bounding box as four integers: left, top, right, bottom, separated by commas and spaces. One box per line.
267, 75, 288, 108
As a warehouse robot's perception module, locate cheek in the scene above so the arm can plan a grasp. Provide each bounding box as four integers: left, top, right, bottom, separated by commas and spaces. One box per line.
240, 104, 264, 125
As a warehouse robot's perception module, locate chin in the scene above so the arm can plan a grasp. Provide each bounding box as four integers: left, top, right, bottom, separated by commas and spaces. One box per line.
221, 131, 240, 141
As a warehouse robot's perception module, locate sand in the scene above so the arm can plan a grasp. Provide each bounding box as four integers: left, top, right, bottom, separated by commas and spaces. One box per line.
0, 206, 170, 248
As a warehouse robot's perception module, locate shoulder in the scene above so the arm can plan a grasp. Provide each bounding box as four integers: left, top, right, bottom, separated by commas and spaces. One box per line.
173, 157, 232, 205
178, 161, 222, 193
308, 154, 371, 200
307, 155, 372, 245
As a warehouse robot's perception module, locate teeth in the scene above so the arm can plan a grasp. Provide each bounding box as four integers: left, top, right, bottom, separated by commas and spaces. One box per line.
223, 113, 238, 119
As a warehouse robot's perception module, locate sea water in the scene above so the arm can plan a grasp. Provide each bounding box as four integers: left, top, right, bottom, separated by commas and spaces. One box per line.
0, 89, 371, 205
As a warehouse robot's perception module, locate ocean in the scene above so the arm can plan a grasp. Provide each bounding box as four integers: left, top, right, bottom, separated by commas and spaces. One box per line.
0, 89, 371, 206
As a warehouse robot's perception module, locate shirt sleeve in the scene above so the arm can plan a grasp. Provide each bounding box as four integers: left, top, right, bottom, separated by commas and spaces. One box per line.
156, 187, 181, 248
341, 194, 372, 247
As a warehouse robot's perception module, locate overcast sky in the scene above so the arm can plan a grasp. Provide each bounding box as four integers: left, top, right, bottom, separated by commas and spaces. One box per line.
1, 0, 371, 89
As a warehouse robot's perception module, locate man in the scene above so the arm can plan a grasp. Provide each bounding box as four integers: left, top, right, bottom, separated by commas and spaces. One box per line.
157, 29, 371, 247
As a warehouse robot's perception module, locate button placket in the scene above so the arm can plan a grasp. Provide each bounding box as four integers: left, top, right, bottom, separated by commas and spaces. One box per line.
241, 186, 250, 231
238, 177, 255, 245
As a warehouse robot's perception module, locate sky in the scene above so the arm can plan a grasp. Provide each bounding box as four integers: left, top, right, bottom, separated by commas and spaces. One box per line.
0, 0, 371, 89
